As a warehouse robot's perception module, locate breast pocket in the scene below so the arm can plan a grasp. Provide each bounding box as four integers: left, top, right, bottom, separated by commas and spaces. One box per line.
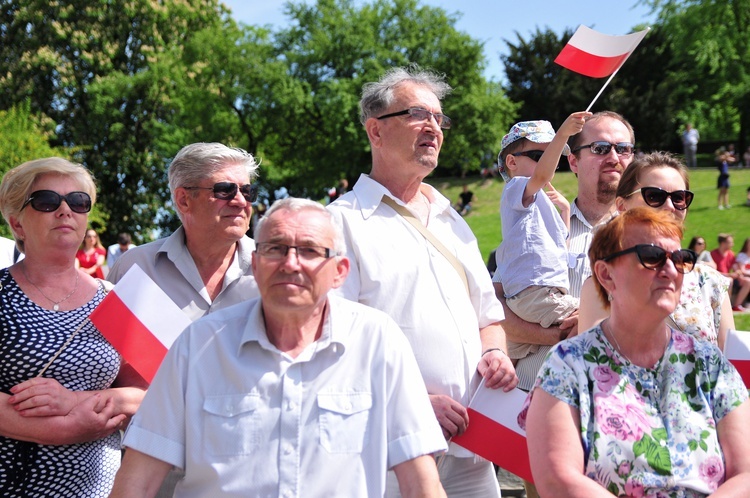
317, 392, 372, 454
202, 393, 262, 456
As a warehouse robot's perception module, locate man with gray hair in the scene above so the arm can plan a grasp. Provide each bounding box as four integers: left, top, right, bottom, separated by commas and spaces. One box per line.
108, 142, 260, 318
110, 198, 447, 497
328, 65, 517, 497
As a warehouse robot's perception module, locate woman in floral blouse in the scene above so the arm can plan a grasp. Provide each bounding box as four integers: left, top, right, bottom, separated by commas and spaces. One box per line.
523, 208, 750, 497
578, 152, 734, 349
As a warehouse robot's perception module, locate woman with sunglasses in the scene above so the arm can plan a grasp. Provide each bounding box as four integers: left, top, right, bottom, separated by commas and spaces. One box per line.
76, 228, 106, 279
0, 158, 146, 496
688, 236, 718, 269
523, 207, 750, 497
578, 152, 735, 349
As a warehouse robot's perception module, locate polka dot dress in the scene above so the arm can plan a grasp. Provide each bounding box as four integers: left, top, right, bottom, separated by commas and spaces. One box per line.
0, 269, 121, 497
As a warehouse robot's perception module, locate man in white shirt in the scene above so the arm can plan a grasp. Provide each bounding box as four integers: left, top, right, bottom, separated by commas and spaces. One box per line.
328, 66, 517, 497
681, 123, 699, 168
110, 198, 447, 498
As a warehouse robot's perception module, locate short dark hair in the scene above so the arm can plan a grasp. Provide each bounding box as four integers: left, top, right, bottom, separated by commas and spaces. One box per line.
117, 232, 132, 245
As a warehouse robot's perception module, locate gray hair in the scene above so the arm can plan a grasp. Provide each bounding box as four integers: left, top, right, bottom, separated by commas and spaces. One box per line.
255, 198, 346, 255
359, 65, 452, 126
168, 143, 259, 215
0, 157, 97, 253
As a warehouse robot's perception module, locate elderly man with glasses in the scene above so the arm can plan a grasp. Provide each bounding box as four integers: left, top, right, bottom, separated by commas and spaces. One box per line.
110, 198, 447, 498
328, 65, 517, 497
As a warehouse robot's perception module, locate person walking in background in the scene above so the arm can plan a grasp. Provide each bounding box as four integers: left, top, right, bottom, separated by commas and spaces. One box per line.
681, 122, 699, 168
106, 232, 136, 268
716, 147, 734, 209
328, 65, 516, 497
75, 228, 106, 279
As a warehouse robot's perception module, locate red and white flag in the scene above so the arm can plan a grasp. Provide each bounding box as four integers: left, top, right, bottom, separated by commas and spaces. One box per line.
724, 329, 750, 388
90, 264, 191, 383
452, 380, 533, 483
555, 25, 650, 78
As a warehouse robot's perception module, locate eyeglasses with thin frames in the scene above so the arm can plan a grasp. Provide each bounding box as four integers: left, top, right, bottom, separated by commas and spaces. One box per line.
572, 141, 634, 156
626, 187, 694, 210
601, 244, 696, 274
376, 107, 452, 129
183, 182, 258, 203
255, 242, 338, 262
22, 190, 92, 214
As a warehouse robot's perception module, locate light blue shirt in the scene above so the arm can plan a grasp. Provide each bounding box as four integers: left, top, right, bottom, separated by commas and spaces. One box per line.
496, 176, 569, 298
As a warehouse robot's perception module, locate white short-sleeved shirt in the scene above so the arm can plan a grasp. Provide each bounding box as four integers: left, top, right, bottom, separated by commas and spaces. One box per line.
107, 226, 258, 320
123, 296, 447, 497
496, 176, 570, 298
106, 242, 136, 268
327, 174, 504, 409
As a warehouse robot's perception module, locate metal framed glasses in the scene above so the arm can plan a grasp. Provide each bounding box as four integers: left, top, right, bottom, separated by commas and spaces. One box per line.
601, 244, 696, 274
626, 187, 694, 210
183, 182, 258, 203
376, 107, 452, 129
572, 141, 634, 156
21, 190, 92, 214
255, 243, 338, 261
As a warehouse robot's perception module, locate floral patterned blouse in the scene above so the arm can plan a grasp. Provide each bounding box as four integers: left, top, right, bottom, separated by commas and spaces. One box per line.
670, 264, 730, 345
520, 325, 748, 497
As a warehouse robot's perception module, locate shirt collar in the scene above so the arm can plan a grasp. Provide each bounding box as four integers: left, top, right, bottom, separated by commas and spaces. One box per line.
352, 173, 457, 221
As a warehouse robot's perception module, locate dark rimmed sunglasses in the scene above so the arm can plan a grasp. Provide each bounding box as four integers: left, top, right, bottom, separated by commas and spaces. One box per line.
21, 190, 92, 214
512, 150, 545, 162
572, 141, 634, 156
183, 182, 258, 203
626, 187, 694, 210
601, 244, 696, 274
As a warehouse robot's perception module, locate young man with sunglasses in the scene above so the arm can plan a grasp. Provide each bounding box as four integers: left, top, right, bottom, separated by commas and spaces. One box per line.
328, 66, 517, 497
493, 114, 590, 366
107, 142, 261, 496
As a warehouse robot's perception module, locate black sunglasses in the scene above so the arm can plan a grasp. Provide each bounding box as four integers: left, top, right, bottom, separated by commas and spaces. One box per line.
376, 107, 452, 129
627, 187, 694, 210
512, 150, 545, 162
602, 244, 696, 274
572, 141, 634, 156
22, 190, 92, 214
183, 182, 258, 203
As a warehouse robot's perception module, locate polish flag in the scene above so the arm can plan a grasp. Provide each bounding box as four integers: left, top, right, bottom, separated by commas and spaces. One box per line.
452, 380, 533, 483
724, 329, 750, 388
555, 25, 650, 78
90, 265, 192, 383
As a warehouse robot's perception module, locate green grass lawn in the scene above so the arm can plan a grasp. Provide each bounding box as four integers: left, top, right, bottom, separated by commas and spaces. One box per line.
427, 167, 750, 329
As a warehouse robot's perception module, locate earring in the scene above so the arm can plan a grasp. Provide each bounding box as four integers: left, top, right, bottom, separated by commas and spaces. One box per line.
607, 294, 613, 302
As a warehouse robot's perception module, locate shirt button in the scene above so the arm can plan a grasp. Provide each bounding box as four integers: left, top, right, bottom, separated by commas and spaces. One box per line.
660, 440, 667, 447
284, 445, 293, 455
289, 401, 296, 410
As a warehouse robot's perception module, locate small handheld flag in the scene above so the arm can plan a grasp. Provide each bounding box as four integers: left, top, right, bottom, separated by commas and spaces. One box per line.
724, 329, 750, 387
555, 25, 650, 110
90, 265, 192, 383
452, 380, 533, 483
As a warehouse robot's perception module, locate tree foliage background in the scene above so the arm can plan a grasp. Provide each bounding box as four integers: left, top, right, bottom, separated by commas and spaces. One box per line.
0, 0, 746, 243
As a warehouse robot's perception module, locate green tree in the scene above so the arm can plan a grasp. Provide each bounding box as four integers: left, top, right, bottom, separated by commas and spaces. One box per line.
0, 0, 233, 243
265, 0, 516, 191
643, 0, 750, 148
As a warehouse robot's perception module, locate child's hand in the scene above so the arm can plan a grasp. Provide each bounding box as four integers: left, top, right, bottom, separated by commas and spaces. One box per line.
558, 111, 592, 139
545, 182, 570, 212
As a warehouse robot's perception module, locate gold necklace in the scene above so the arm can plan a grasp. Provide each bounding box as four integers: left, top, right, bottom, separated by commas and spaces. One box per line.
21, 264, 80, 311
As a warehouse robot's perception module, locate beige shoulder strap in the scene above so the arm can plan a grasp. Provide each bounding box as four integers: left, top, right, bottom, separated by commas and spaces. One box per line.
381, 195, 469, 295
